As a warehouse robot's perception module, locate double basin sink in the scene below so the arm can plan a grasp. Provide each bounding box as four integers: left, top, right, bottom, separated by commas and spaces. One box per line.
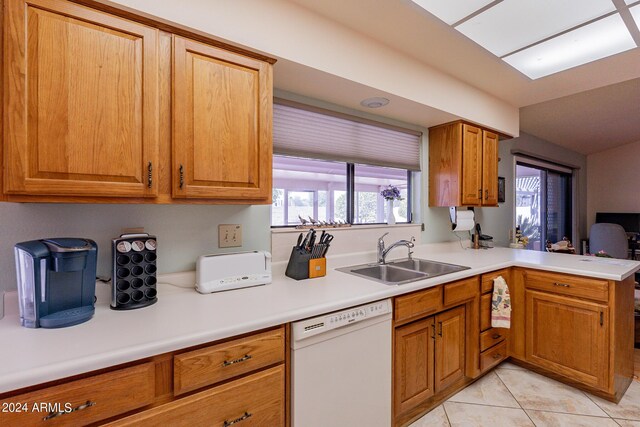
337, 258, 470, 286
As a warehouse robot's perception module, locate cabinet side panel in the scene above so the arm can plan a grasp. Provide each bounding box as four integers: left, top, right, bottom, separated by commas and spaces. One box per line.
509, 268, 526, 359
612, 277, 634, 398
428, 123, 461, 207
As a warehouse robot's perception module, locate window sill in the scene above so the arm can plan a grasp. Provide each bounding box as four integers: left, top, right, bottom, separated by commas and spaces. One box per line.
271, 223, 419, 234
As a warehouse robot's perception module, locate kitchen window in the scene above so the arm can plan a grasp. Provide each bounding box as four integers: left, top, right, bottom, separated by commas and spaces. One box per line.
271, 99, 421, 227
272, 156, 412, 226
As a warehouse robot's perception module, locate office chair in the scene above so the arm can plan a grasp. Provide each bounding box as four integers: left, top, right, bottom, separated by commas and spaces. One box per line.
588, 223, 629, 259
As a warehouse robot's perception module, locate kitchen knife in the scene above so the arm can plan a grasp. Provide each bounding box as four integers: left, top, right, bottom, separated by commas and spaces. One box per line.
296, 233, 303, 249
307, 231, 316, 252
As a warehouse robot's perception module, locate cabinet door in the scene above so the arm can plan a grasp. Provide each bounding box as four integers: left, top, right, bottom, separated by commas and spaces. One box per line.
394, 317, 435, 415
435, 306, 466, 392
525, 290, 609, 389
460, 124, 482, 205
4, 0, 159, 197
482, 130, 499, 206
172, 36, 272, 201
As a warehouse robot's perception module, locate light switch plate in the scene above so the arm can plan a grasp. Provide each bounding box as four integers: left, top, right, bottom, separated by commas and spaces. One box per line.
218, 224, 242, 248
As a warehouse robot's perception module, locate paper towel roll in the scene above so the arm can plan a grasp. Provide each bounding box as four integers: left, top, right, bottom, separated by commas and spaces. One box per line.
454, 210, 475, 231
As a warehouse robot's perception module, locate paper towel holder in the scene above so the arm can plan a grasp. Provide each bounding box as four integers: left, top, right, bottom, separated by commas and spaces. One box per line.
449, 207, 474, 231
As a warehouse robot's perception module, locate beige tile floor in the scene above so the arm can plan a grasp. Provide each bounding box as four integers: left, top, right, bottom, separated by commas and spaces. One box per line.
411, 361, 640, 427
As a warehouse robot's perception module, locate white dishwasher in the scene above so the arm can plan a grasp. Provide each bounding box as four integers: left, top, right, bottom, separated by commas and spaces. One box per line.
291, 299, 392, 427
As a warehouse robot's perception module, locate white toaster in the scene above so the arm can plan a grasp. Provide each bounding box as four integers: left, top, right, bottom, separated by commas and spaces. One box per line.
196, 251, 272, 294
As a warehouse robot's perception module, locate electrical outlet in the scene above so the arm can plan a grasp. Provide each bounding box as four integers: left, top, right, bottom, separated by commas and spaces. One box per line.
218, 224, 242, 248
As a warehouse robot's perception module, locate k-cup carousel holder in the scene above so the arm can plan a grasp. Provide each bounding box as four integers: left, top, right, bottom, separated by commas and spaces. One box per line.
110, 233, 158, 310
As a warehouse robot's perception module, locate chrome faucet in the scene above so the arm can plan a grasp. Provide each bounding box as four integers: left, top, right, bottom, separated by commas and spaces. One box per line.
377, 233, 416, 264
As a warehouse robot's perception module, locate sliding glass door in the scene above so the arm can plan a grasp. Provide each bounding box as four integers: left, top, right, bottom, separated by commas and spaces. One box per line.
515, 161, 573, 251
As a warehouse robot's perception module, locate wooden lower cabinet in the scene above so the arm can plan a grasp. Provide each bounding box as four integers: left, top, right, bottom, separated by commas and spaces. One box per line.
0, 326, 287, 426
434, 306, 465, 392
107, 365, 284, 426
394, 306, 466, 422
525, 290, 609, 389
394, 318, 435, 415
509, 268, 635, 402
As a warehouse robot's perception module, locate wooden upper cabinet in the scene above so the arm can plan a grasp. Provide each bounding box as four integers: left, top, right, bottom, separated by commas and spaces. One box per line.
429, 121, 501, 207
460, 125, 483, 205
172, 36, 272, 201
481, 130, 498, 206
4, 0, 159, 197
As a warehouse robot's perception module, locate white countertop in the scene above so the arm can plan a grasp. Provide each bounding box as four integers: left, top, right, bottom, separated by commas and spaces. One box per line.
0, 242, 638, 394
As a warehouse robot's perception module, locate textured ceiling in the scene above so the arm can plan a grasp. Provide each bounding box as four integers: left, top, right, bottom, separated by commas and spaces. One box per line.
520, 78, 640, 155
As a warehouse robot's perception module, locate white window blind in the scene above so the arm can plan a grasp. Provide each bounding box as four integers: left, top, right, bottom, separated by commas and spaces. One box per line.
273, 100, 422, 171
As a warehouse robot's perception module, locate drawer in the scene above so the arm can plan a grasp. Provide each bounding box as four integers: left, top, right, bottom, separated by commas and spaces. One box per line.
174, 326, 284, 395
480, 328, 507, 352
0, 363, 155, 426
481, 268, 510, 294
108, 365, 284, 427
525, 270, 609, 302
480, 341, 507, 372
443, 277, 478, 307
394, 286, 442, 324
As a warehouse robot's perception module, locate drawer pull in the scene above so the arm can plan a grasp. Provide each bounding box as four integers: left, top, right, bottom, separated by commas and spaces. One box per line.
43, 400, 96, 421
147, 161, 153, 188
223, 411, 252, 427
492, 333, 502, 339
553, 282, 571, 288
222, 354, 252, 367
493, 353, 502, 360
179, 164, 184, 189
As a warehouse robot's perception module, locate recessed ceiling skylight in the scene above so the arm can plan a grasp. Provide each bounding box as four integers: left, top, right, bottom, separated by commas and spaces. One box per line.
411, 0, 494, 25
456, 0, 615, 57
411, 0, 640, 79
503, 14, 636, 79
631, 4, 640, 27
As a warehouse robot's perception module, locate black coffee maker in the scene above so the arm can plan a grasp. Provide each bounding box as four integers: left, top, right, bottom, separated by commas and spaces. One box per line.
14, 238, 98, 328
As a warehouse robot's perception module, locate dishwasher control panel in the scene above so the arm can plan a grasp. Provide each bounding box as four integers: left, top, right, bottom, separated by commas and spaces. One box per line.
293, 299, 392, 340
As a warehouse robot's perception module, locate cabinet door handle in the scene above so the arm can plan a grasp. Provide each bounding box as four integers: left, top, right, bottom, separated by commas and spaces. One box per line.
431, 323, 436, 339
43, 400, 96, 421
223, 412, 252, 427
600, 311, 604, 326
493, 353, 502, 360
478, 189, 482, 199
438, 322, 443, 337
179, 164, 184, 189
553, 282, 571, 288
492, 333, 502, 339
147, 162, 153, 188
485, 189, 488, 200
222, 354, 252, 367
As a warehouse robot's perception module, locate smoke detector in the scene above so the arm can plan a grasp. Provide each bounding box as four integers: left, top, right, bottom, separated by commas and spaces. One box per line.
360, 97, 389, 108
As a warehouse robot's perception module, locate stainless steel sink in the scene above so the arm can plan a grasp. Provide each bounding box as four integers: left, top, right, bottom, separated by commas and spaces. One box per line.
388, 258, 469, 277
337, 258, 469, 286
345, 264, 428, 285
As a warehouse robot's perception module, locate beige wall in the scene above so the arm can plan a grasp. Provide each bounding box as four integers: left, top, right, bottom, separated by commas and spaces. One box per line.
108, 0, 519, 136
475, 133, 588, 248
587, 140, 640, 227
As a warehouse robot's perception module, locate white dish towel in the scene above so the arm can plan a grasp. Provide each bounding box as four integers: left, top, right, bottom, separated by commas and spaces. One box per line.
491, 276, 511, 328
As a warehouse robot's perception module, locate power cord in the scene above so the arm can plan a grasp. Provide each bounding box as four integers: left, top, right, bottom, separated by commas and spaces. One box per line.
452, 230, 471, 250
